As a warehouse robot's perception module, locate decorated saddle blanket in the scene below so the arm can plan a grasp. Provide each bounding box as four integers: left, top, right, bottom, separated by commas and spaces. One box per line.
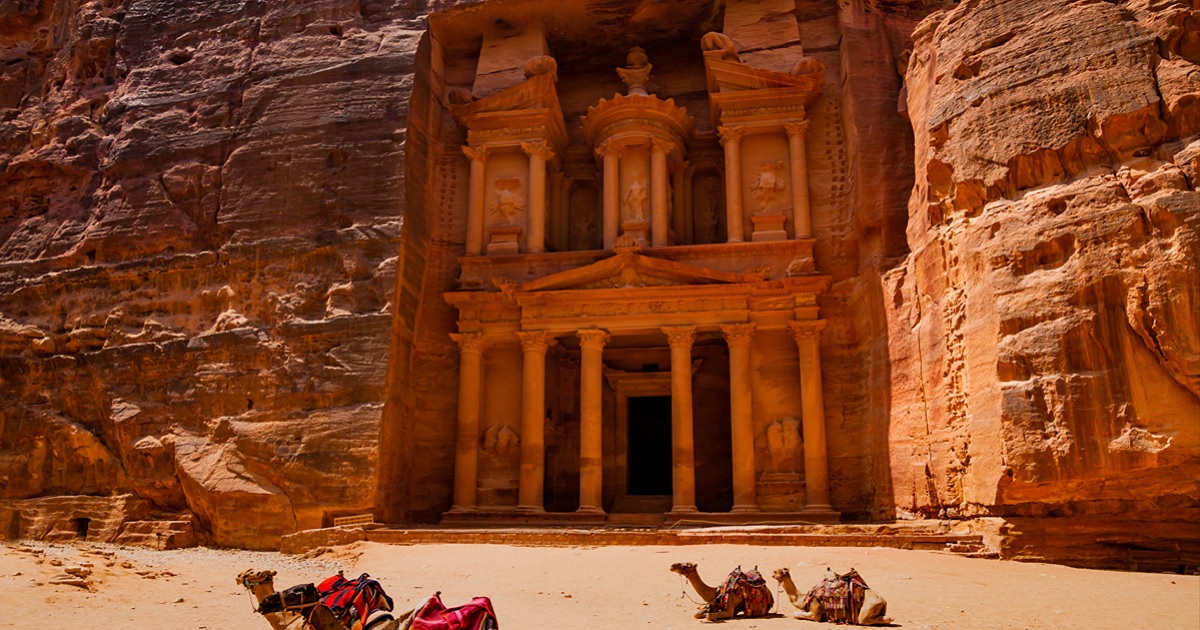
703, 566, 774, 617
801, 568, 870, 624
318, 573, 394, 629
411, 592, 499, 630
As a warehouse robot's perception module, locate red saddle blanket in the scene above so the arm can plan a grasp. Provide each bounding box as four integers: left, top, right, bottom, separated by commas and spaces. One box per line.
411, 592, 499, 630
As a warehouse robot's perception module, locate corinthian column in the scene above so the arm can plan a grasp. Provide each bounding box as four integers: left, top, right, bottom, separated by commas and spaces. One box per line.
449, 332, 488, 511
662, 325, 698, 513
650, 138, 674, 248
577, 329, 610, 513
462, 145, 490, 255
522, 140, 554, 253
718, 126, 745, 243
516, 330, 557, 512
784, 122, 813, 238
721, 322, 758, 511
788, 320, 833, 513
597, 139, 625, 249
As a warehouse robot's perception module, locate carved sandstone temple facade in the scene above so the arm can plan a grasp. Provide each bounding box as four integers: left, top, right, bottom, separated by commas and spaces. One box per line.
390, 1, 850, 525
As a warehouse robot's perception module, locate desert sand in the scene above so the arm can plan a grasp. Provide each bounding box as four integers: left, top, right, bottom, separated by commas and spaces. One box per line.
2, 540, 1196, 630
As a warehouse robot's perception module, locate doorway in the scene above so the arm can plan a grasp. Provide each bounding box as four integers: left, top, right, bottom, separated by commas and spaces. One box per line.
626, 396, 673, 496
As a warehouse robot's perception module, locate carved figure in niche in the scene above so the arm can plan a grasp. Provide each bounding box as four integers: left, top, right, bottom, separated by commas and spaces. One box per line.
616, 47, 653, 96
482, 424, 520, 458
623, 174, 648, 221
572, 211, 596, 249
766, 417, 802, 472
750, 161, 787, 213
490, 177, 524, 223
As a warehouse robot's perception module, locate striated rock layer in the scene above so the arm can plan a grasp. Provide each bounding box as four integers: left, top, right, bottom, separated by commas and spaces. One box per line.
0, 0, 420, 548
885, 0, 1200, 570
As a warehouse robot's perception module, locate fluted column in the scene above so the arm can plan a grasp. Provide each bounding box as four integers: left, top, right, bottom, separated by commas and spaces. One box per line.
516, 330, 557, 512
721, 323, 758, 511
522, 141, 554, 253
577, 329, 610, 513
788, 320, 833, 512
718, 126, 745, 243
597, 139, 625, 249
784, 121, 812, 238
650, 138, 673, 247
462, 145, 490, 255
663, 326, 698, 512
450, 332, 488, 511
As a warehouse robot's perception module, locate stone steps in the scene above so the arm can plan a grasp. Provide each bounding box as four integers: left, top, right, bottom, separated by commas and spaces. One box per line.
364, 525, 985, 551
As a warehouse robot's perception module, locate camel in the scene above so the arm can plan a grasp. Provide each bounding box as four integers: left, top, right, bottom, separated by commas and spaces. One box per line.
669, 562, 774, 621
237, 569, 416, 630
771, 567, 891, 626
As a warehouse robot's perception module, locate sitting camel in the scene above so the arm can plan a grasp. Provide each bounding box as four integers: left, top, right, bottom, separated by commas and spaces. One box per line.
670, 562, 774, 621
772, 567, 891, 626
237, 569, 415, 630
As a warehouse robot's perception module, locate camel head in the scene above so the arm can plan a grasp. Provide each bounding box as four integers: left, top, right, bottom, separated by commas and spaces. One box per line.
669, 562, 698, 576
772, 567, 790, 582
237, 569, 278, 595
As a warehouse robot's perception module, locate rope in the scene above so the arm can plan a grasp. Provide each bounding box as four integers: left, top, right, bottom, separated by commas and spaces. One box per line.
677, 573, 707, 606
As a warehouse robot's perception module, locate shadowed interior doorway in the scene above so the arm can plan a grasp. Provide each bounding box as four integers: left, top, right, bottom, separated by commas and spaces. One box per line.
627, 395, 673, 496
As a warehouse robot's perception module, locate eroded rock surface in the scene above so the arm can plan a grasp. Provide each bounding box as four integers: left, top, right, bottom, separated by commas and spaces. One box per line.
0, 0, 419, 548
886, 0, 1200, 568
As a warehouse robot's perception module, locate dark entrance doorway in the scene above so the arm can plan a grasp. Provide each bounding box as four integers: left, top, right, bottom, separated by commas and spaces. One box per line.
627, 396, 673, 495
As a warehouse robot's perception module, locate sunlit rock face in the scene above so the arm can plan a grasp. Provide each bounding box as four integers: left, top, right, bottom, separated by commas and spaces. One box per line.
0, 0, 420, 548
886, 0, 1200, 568
0, 0, 1195, 568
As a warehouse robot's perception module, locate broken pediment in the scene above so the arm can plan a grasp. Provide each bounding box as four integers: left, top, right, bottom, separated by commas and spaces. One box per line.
452, 60, 568, 152
513, 249, 758, 293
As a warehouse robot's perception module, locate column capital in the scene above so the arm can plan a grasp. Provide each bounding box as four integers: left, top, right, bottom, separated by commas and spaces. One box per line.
783, 120, 810, 138
717, 125, 745, 145
450, 332, 489, 355
516, 330, 558, 352
787, 319, 827, 343
462, 145, 490, 162
595, 138, 627, 161
650, 137, 676, 155
577, 328, 611, 350
720, 322, 757, 346
521, 140, 555, 160
661, 325, 697, 348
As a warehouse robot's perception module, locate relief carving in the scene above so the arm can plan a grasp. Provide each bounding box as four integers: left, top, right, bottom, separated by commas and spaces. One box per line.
490, 177, 524, 222
482, 424, 520, 458
750, 161, 787, 213
766, 417, 802, 472
622, 174, 648, 221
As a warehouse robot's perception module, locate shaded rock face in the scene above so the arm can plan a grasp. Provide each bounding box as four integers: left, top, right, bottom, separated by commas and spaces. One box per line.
0, 0, 421, 548
886, 0, 1200, 566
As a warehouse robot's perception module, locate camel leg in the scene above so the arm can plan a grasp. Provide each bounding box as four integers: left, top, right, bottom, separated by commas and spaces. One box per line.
858, 591, 892, 626
793, 603, 822, 622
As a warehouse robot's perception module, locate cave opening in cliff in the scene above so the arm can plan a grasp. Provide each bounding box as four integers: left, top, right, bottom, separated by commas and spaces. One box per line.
72, 517, 90, 539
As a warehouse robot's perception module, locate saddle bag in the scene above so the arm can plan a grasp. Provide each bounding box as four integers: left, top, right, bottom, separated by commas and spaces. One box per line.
257, 582, 320, 614
411, 592, 499, 630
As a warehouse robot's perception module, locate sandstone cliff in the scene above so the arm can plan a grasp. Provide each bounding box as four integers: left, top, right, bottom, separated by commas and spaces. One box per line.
0, 0, 421, 547
887, 0, 1200, 569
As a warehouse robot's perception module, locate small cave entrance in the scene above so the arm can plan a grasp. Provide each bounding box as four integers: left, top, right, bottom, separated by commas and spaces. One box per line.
71, 517, 91, 539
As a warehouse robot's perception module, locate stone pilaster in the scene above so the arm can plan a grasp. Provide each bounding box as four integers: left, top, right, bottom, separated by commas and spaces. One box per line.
597, 139, 626, 249
577, 329, 610, 513
663, 325, 698, 513
788, 320, 834, 514
522, 140, 554, 253
718, 126, 745, 243
650, 138, 674, 247
721, 322, 758, 511
516, 330, 557, 512
462, 145, 490, 255
784, 121, 812, 239
449, 332, 488, 511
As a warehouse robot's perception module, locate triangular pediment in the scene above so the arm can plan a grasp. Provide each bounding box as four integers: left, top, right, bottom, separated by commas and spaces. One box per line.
514, 251, 758, 293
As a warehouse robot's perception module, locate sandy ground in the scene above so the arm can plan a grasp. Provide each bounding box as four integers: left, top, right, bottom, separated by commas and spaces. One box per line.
1, 540, 1197, 630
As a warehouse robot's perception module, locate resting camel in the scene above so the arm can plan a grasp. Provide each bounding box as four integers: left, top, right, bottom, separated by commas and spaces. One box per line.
771, 567, 891, 626
669, 562, 773, 621
237, 569, 415, 630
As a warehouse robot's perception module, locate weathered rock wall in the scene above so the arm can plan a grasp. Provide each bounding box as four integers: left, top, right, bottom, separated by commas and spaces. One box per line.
886, 0, 1200, 568
0, 0, 423, 548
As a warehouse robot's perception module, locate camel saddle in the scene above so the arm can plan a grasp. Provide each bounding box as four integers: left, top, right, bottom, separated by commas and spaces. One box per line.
411, 592, 498, 630
703, 566, 774, 618
801, 568, 870, 624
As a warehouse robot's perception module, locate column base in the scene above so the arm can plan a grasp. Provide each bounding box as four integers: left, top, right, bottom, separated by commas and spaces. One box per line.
670, 505, 698, 513
576, 506, 606, 515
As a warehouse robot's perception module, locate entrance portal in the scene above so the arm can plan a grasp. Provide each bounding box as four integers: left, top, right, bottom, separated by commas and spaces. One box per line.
627, 395, 672, 496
